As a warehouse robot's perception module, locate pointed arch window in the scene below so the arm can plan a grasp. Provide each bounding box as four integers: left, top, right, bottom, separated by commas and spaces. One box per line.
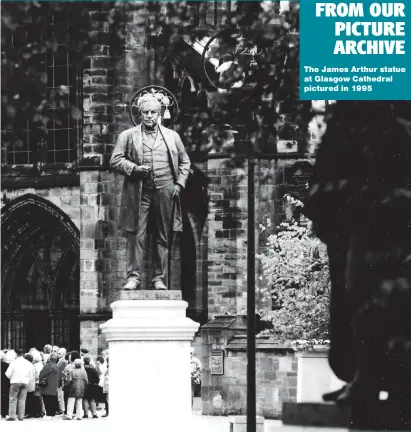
2, 194, 80, 350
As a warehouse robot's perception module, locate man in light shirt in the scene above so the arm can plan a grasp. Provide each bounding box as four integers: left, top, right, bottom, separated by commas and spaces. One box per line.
5, 348, 35, 421
56, 348, 67, 414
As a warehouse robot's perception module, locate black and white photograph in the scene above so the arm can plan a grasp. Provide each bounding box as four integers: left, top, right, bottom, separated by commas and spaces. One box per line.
1, 1, 410, 431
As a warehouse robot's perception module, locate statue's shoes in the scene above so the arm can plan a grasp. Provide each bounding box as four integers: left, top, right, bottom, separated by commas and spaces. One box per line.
124, 279, 140, 290
335, 382, 379, 406
153, 280, 167, 290
322, 385, 347, 402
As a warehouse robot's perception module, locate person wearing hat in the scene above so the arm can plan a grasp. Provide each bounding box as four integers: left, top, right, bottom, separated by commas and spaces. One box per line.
110, 92, 190, 290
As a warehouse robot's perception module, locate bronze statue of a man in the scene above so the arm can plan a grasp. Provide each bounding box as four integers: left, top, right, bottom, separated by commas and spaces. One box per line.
304, 101, 411, 414
110, 93, 190, 290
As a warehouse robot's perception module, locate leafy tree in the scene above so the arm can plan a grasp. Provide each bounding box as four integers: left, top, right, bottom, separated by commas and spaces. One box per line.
258, 221, 330, 340
138, 0, 311, 157
2, 1, 311, 162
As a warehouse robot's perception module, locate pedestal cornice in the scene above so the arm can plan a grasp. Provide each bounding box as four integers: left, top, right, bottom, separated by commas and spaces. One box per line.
100, 298, 200, 341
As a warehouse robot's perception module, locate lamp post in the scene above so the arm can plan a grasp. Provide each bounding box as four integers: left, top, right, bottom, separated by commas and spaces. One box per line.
247, 154, 256, 432
201, 29, 263, 432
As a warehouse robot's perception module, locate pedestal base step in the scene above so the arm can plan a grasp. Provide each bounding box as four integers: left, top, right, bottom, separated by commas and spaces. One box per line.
229, 416, 264, 432
282, 402, 411, 430
282, 403, 349, 428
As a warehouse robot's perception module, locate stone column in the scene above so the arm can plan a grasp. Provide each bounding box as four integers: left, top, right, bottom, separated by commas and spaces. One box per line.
100, 291, 200, 431
296, 349, 345, 402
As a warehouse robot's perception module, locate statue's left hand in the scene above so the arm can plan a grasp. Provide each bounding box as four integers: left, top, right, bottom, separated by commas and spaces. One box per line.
172, 184, 182, 198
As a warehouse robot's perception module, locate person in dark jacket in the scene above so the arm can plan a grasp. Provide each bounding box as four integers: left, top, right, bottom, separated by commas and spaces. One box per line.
39, 353, 59, 419
82, 355, 100, 418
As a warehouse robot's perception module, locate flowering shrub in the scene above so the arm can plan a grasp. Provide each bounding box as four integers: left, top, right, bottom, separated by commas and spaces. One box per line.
258, 221, 330, 341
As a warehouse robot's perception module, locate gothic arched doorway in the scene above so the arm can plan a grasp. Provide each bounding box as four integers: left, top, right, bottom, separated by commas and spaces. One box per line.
1, 193, 80, 351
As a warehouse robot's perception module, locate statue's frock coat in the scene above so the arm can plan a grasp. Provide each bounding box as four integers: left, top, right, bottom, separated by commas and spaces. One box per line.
110, 124, 190, 233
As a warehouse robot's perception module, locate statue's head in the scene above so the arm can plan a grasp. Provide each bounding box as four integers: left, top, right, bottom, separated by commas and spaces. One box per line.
138, 94, 161, 129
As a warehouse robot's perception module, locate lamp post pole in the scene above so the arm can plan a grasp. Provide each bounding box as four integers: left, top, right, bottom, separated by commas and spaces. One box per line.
247, 155, 256, 432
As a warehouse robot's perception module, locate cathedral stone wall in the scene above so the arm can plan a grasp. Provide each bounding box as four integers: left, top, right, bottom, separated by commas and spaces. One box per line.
204, 157, 313, 320
206, 158, 248, 317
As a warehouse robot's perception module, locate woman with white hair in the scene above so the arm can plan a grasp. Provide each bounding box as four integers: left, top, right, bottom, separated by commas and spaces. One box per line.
32, 351, 44, 418
43, 345, 52, 364
5, 349, 17, 364
64, 358, 88, 420
32, 351, 44, 380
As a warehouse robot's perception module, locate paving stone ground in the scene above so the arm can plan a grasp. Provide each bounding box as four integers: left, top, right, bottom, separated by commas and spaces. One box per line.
0, 399, 351, 432
0, 416, 347, 432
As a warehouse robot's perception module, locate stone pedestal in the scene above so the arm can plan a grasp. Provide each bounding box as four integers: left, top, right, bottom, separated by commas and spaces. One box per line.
229, 415, 265, 432
100, 291, 200, 431
297, 350, 345, 402
282, 401, 411, 430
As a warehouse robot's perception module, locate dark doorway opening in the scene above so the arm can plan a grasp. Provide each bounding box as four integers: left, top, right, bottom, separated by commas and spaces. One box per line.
1, 194, 80, 351
25, 311, 51, 351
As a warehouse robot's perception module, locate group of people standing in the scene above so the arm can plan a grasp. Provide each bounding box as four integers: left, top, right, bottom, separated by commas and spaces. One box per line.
1, 345, 109, 421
